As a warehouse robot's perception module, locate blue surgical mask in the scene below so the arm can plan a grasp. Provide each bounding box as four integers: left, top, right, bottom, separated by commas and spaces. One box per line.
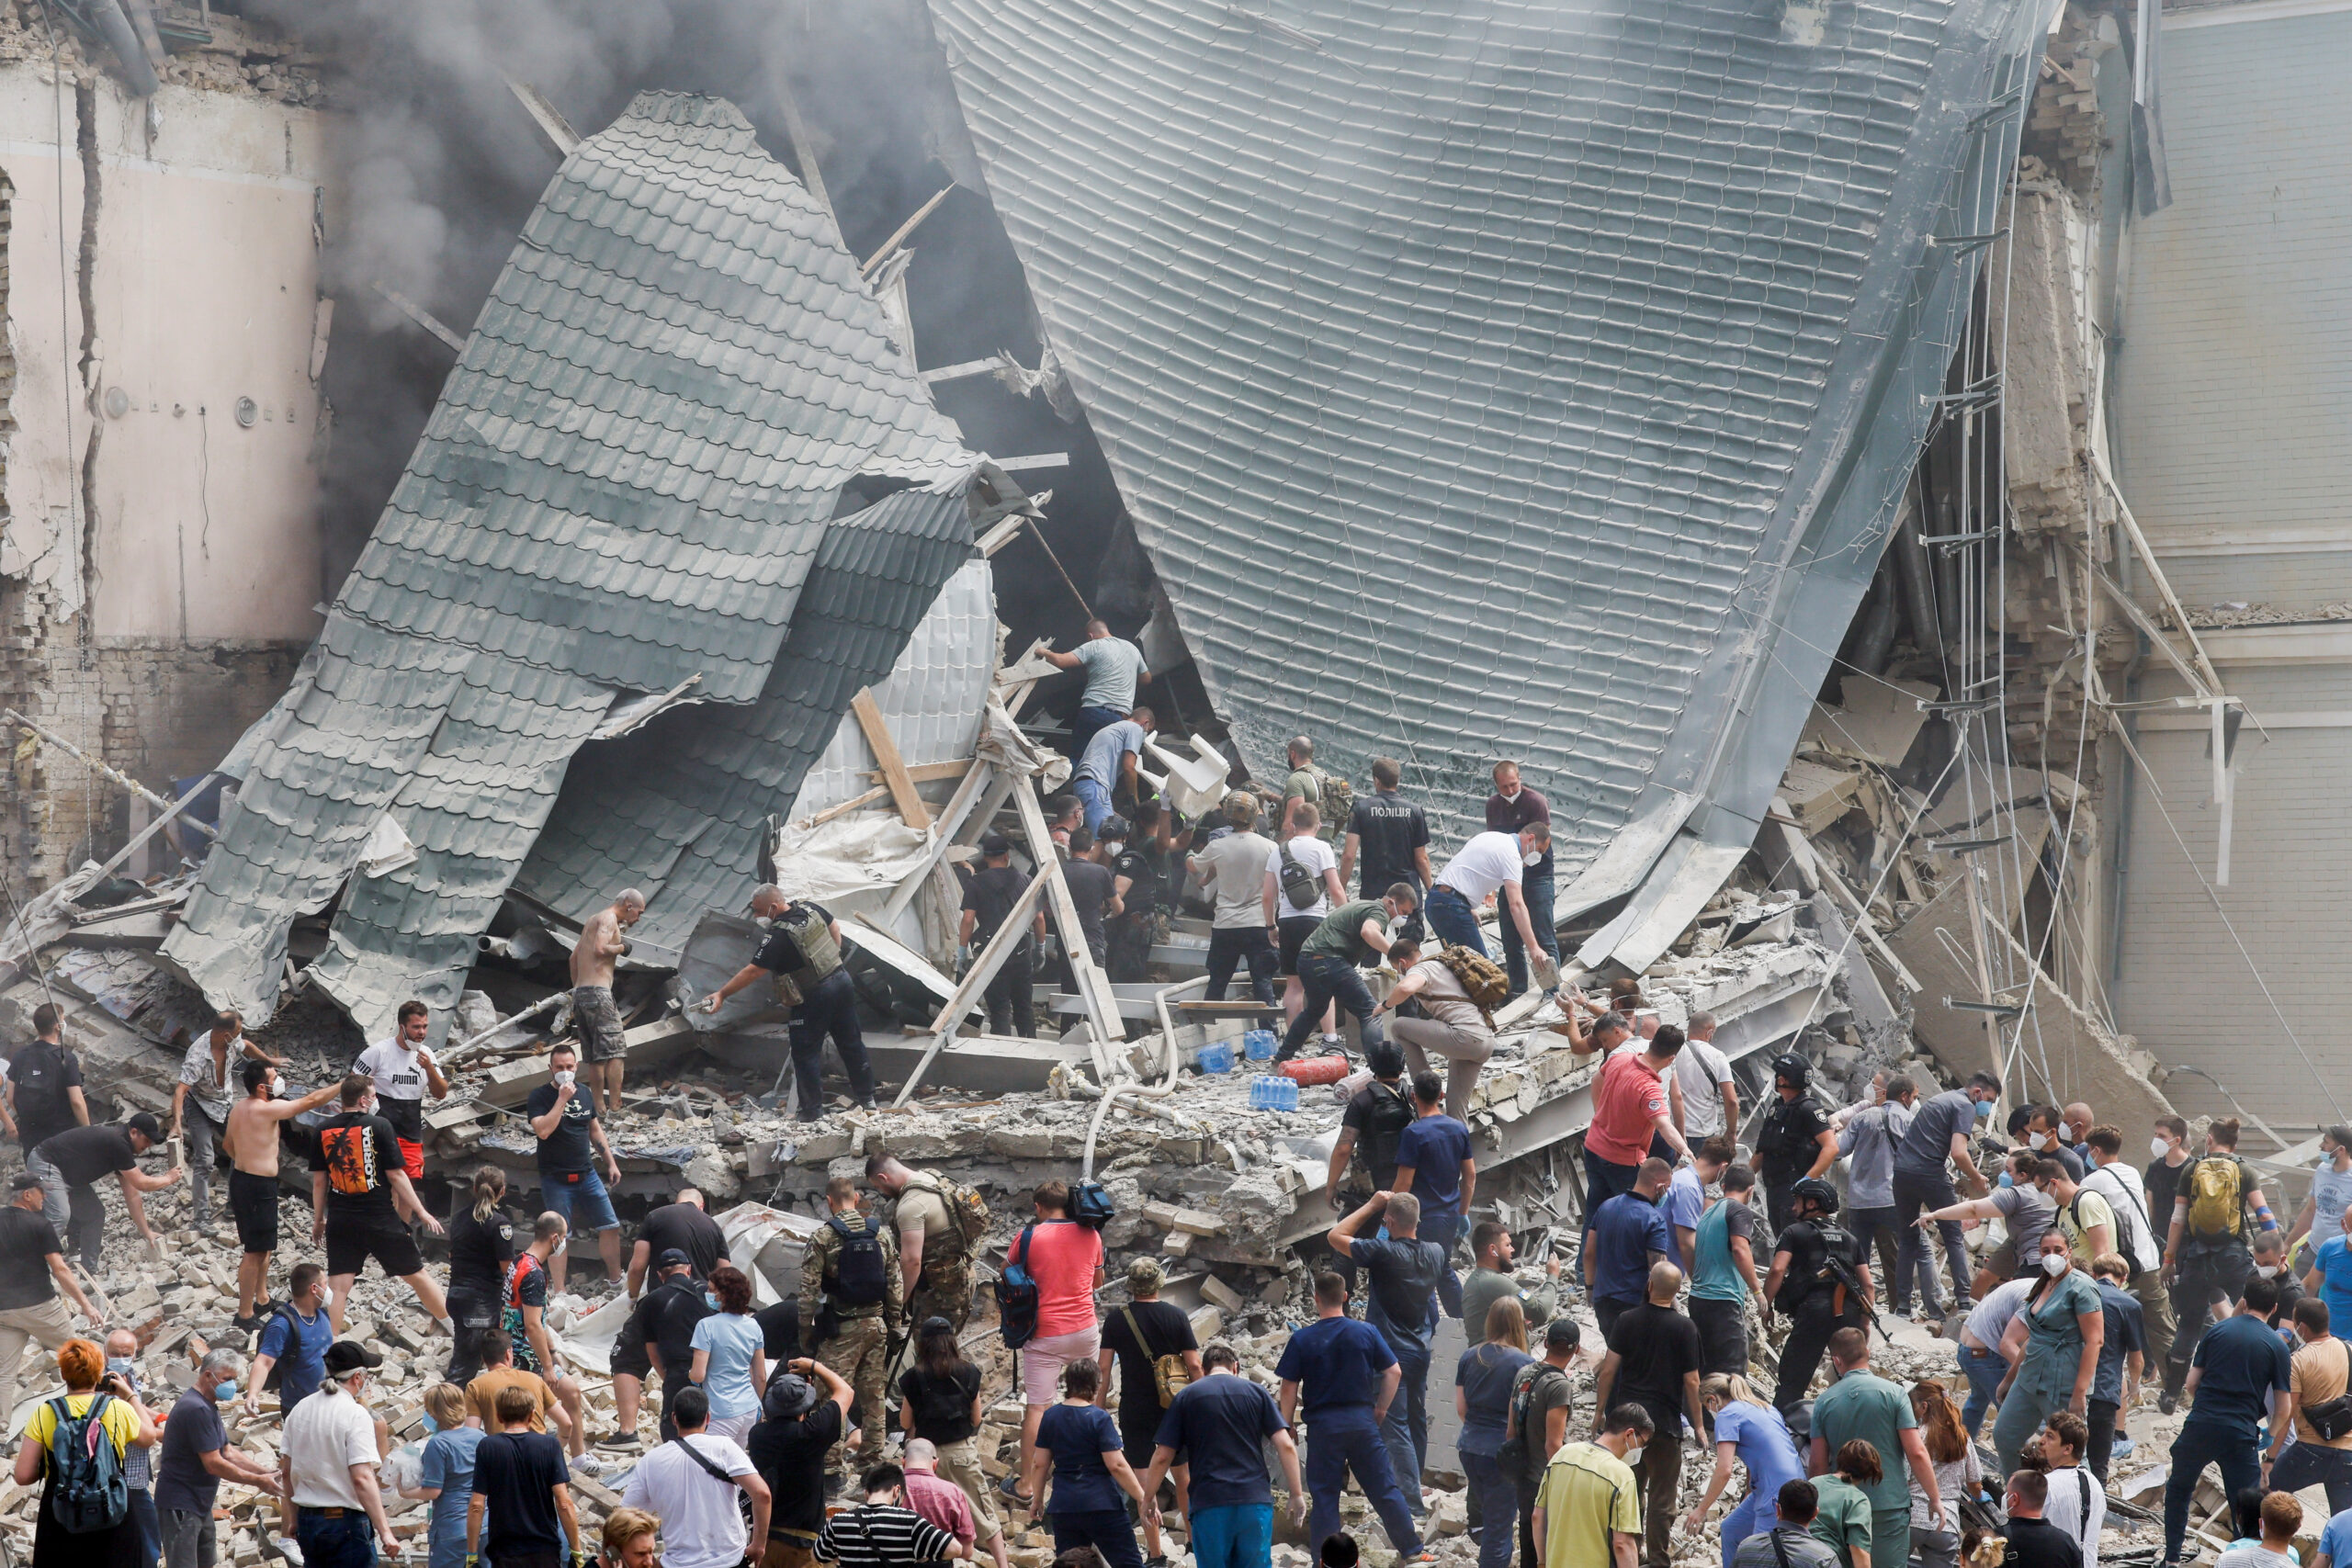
706, 1292, 722, 1311
1996, 1170, 2014, 1188
421, 1411, 439, 1434
2085, 1151, 2100, 1169
1974, 1100, 1993, 1121
213, 1382, 239, 1402
106, 1357, 133, 1380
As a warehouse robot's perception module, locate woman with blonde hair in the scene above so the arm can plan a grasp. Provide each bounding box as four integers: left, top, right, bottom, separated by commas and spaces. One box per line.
405, 1383, 485, 1568
1682, 1371, 1805, 1568
15, 1337, 158, 1568
1454, 1298, 1532, 1568
1905, 1382, 1978, 1568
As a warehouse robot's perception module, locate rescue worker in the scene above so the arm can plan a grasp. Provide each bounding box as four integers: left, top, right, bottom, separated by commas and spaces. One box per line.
700, 885, 876, 1120
1763, 1177, 1871, 1416
865, 1153, 986, 1331
1755, 1054, 1838, 1236
801, 1175, 903, 1484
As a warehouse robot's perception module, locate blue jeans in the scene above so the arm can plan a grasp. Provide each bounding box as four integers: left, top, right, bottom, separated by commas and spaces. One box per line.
1458, 1450, 1515, 1568
1720, 1493, 1780, 1568
297, 1509, 377, 1568
1496, 863, 1556, 997
1376, 1326, 1432, 1504
1892, 1168, 1971, 1313
1189, 1504, 1274, 1568
129, 1485, 158, 1567
1074, 776, 1114, 833
2165, 1419, 2260, 1563
1958, 1341, 2007, 1438
1069, 705, 1125, 764
788, 969, 875, 1118
1281, 953, 1386, 1056
2270, 1438, 2352, 1516
1052, 1510, 1144, 1568
1424, 886, 1486, 955
540, 1165, 619, 1234
1419, 1211, 1465, 1321
1305, 1406, 1421, 1553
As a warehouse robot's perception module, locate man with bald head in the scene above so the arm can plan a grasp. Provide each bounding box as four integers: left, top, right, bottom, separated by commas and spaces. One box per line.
1590, 1260, 1704, 1568
573, 887, 646, 1114
2063, 1102, 2097, 1160
703, 886, 875, 1120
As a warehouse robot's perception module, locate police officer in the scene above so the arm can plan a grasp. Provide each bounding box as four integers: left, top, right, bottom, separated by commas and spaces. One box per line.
800, 1174, 902, 1484
700, 884, 876, 1120
1763, 1177, 1871, 1415
1756, 1053, 1838, 1235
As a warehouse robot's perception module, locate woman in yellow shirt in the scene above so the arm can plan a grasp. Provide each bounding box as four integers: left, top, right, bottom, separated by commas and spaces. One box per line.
14, 1337, 159, 1568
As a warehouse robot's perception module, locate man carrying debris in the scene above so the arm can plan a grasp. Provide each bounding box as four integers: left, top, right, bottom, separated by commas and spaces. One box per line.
225, 1063, 343, 1332
353, 998, 450, 1179
866, 1152, 988, 1331
572, 887, 646, 1118
0, 1169, 97, 1440
959, 831, 1047, 1038
1329, 1190, 1447, 1517
171, 1010, 278, 1238
158, 1347, 278, 1568
702, 885, 877, 1120
8, 1002, 87, 1160
524, 1043, 628, 1289
1340, 758, 1432, 900
1274, 1270, 1426, 1562
1274, 882, 1419, 1061
28, 1111, 180, 1272
803, 1175, 903, 1486
282, 1340, 399, 1568
1764, 1178, 1871, 1415
1423, 820, 1554, 986
1041, 617, 1149, 763
1191, 791, 1280, 1009
1484, 762, 1559, 1000
1754, 1055, 1838, 1236
309, 1074, 447, 1334
1074, 705, 1152, 834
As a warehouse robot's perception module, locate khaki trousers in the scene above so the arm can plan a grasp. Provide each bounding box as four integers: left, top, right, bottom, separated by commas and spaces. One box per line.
0, 1295, 77, 1433
934, 1435, 1004, 1545
1389, 1016, 1494, 1119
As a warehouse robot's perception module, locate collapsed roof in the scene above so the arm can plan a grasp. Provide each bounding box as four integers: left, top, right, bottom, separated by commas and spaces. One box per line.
926, 0, 2047, 969
164, 92, 988, 1037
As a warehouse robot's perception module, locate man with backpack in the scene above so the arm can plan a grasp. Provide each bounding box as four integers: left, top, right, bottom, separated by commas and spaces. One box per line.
1100, 1258, 1204, 1483
1371, 940, 1503, 1119
8, 1003, 86, 1160
802, 1176, 903, 1487
247, 1262, 334, 1415
1763, 1178, 1872, 1415
282, 1340, 398, 1568
2161, 1116, 2276, 1410
866, 1152, 989, 1332
1282, 736, 1352, 848
1329, 1190, 1449, 1517
1500, 1319, 1580, 1568
1328, 1045, 1415, 1213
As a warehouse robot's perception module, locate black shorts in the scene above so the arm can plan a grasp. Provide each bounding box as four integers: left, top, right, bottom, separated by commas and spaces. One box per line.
1277, 916, 1320, 977
325, 1209, 424, 1279
611, 1337, 651, 1379
230, 1170, 279, 1254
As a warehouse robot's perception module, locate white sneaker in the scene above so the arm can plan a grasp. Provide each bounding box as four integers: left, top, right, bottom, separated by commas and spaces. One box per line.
571, 1450, 605, 1477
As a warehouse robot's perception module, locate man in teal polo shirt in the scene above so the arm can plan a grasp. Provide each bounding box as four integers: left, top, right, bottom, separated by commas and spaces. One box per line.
1807, 1328, 1940, 1568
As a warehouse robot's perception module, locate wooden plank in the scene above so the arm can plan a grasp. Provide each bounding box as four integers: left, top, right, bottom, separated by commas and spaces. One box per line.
879, 758, 1000, 924
866, 759, 971, 786
798, 784, 889, 829
850, 690, 933, 830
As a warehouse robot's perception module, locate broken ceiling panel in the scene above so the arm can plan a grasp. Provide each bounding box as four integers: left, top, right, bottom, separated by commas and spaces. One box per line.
165, 91, 981, 1033
928, 0, 2047, 967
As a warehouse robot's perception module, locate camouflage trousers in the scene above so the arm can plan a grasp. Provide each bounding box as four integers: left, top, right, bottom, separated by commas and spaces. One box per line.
910, 1257, 973, 1333
819, 1314, 890, 1478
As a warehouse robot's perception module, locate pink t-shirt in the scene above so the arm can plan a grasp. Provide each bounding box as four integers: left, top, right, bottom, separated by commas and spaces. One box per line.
1023, 1220, 1105, 1337
904, 1468, 977, 1543
1586, 1052, 1667, 1167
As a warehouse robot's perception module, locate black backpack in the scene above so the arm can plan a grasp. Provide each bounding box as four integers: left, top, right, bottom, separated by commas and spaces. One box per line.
995, 1225, 1042, 1348
1496, 1362, 1566, 1488
42, 1393, 128, 1534
826, 1215, 888, 1308
1071, 1181, 1116, 1231
1351, 1081, 1415, 1189
13, 1044, 71, 1136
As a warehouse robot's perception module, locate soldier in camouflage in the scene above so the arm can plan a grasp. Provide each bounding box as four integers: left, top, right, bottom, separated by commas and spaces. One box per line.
865, 1151, 983, 1330
801, 1174, 902, 1483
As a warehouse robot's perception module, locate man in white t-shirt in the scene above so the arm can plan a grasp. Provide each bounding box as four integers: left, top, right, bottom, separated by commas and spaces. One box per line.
282, 1341, 399, 1565
352, 999, 449, 1180
2036, 1412, 2106, 1568
1674, 1011, 1739, 1141
1425, 823, 1554, 985
1263, 801, 1346, 1043
1190, 792, 1279, 1008
619, 1386, 771, 1568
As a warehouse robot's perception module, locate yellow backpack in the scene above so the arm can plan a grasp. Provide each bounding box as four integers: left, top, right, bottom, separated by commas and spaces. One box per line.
2185, 1156, 2245, 1240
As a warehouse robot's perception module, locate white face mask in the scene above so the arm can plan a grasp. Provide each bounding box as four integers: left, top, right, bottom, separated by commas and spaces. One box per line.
554, 1069, 575, 1089
2029, 1131, 2052, 1151
2257, 1263, 2281, 1278
2041, 1252, 2069, 1277
2150, 1135, 2171, 1160
1522, 851, 1543, 867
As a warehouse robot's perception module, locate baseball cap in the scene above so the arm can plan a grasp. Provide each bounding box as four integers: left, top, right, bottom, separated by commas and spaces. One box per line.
126, 1112, 164, 1144
8, 1173, 40, 1193
323, 1341, 384, 1377
655, 1248, 695, 1272
978, 830, 1012, 856
1096, 815, 1131, 842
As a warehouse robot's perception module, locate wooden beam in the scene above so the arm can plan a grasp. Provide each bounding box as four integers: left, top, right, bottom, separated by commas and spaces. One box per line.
907, 871, 1051, 1037
865, 758, 971, 786
89, 772, 220, 881
797, 784, 889, 829
859, 184, 955, 278
850, 690, 933, 830
3, 710, 217, 838
879, 759, 999, 924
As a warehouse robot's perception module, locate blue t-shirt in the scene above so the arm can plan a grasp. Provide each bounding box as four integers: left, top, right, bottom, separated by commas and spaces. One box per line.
258, 1302, 334, 1407
1154, 1375, 1288, 1513
2188, 1312, 2293, 1435
1395, 1117, 1473, 1217
1039, 1401, 1127, 1515
1454, 1343, 1532, 1455
1712, 1400, 1804, 1501
2316, 1235, 2352, 1329
1273, 1315, 1397, 1416
692, 1311, 768, 1417
1665, 1167, 1706, 1235
154, 1386, 230, 1517
2317, 1505, 2352, 1568
1589, 1190, 1671, 1304
2094, 1280, 2147, 1406
1078, 721, 1146, 791
419, 1427, 487, 1568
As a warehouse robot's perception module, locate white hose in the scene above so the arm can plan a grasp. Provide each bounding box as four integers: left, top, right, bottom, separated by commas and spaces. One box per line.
1080, 978, 1207, 1179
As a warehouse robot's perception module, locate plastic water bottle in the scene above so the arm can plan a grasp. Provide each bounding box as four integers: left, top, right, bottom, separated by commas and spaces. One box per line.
1197, 1040, 1235, 1075
1243, 1028, 1278, 1061
1250, 1075, 1300, 1111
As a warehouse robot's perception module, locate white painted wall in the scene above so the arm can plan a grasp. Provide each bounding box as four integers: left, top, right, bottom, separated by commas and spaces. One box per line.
0, 64, 331, 641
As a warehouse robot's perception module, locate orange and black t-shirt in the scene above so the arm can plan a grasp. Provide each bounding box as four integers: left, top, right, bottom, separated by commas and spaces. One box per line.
311, 1111, 401, 1216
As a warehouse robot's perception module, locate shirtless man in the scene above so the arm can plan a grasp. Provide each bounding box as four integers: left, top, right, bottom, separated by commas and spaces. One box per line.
224, 1062, 342, 1331
571, 889, 644, 1117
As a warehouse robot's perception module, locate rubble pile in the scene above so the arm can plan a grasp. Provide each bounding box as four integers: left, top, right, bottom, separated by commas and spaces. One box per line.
0, 2, 321, 104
